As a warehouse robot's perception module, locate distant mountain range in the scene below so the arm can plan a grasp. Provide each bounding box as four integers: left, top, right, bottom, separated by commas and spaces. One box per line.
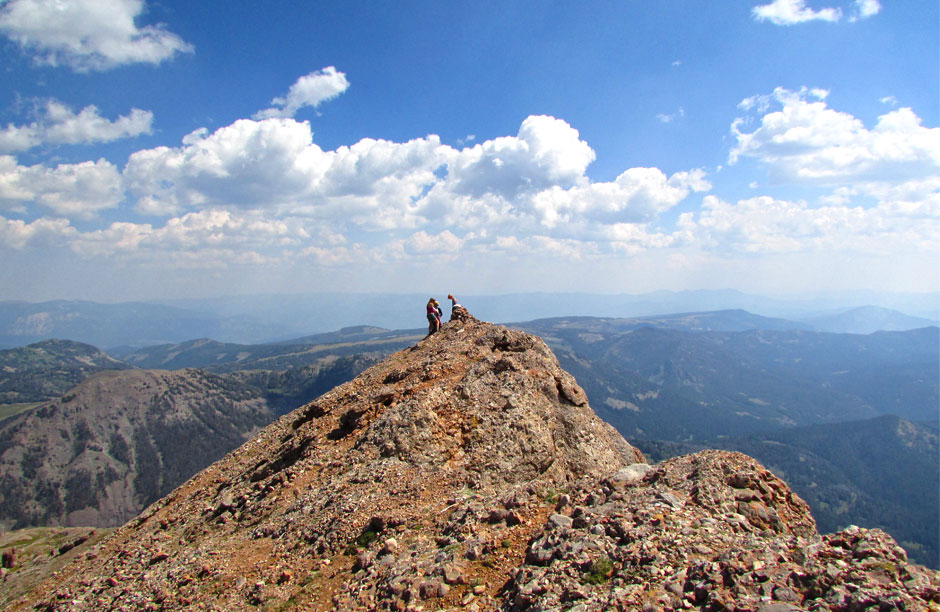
111, 326, 421, 371
521, 320, 939, 438
511, 309, 812, 333
719, 415, 939, 568
166, 289, 939, 331
2, 291, 936, 348
0, 331, 407, 530
0, 300, 288, 348
800, 305, 938, 334
0, 347, 395, 530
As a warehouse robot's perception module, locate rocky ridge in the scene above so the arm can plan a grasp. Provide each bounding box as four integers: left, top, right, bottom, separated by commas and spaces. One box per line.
5, 309, 938, 611
505, 451, 938, 610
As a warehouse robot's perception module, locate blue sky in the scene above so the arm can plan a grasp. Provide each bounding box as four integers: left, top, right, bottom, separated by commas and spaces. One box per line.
0, 0, 937, 302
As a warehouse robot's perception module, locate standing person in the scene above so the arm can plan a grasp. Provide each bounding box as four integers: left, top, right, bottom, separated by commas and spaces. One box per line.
447, 294, 461, 319
426, 298, 440, 336
434, 299, 443, 329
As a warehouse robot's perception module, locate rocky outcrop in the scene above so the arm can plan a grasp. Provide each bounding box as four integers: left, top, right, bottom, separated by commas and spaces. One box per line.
4, 311, 938, 612
506, 451, 938, 611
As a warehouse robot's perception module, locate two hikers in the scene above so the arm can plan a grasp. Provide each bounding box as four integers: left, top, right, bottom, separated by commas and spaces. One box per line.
426, 298, 443, 335
426, 294, 464, 335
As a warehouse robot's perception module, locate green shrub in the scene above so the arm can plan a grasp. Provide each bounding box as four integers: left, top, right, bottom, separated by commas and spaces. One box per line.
582, 556, 614, 585
354, 529, 377, 548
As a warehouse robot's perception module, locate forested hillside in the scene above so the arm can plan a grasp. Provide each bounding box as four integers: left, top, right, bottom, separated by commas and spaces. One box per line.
0, 339, 131, 406
0, 369, 275, 528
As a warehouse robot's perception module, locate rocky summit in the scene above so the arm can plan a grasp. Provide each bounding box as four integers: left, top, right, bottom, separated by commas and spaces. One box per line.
5, 309, 938, 612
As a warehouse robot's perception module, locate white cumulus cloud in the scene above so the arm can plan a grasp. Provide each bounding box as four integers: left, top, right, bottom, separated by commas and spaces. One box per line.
0, 214, 75, 248
403, 230, 463, 255
0, 155, 123, 217
446, 115, 595, 200
13, 112, 711, 268
0, 0, 193, 71
680, 194, 940, 255
314, 135, 452, 230
730, 87, 940, 206
125, 117, 452, 225
752, 0, 842, 25
0, 100, 153, 153
116, 112, 711, 258
254, 67, 350, 119
62, 209, 309, 266
656, 108, 685, 123
124, 118, 332, 215
524, 168, 710, 229
852, 0, 881, 20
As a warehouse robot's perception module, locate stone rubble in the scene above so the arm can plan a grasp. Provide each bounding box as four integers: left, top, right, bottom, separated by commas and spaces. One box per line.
504, 450, 939, 611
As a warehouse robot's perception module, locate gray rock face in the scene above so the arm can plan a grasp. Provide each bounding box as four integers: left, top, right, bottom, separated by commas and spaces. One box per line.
611, 463, 652, 486
6, 311, 938, 612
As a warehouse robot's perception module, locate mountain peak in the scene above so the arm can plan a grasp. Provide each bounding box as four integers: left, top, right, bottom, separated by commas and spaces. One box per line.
262, 306, 642, 499
7, 309, 937, 611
